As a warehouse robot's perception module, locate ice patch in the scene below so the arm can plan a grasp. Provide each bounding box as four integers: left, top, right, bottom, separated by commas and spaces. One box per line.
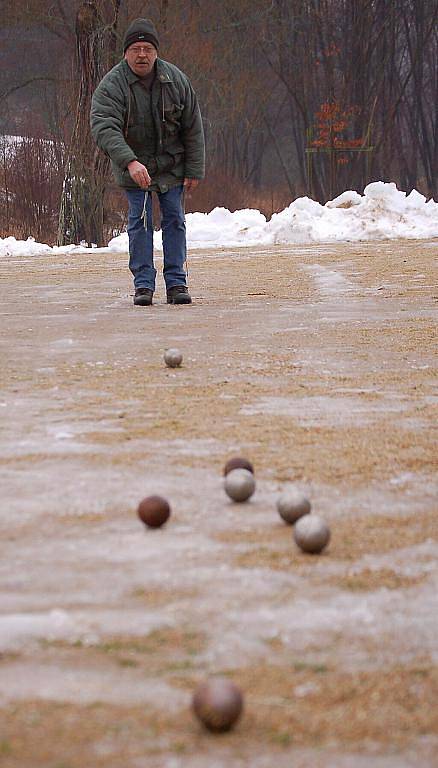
0, 609, 76, 650
239, 394, 409, 426
0, 662, 188, 708
304, 264, 355, 295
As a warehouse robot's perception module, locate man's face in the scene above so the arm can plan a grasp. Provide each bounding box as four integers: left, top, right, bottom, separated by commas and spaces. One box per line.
125, 42, 157, 76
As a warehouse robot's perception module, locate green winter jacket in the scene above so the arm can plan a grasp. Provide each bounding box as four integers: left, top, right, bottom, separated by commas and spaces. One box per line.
90, 58, 205, 192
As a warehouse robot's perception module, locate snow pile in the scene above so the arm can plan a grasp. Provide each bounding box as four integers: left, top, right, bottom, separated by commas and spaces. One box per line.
0, 236, 53, 258
187, 206, 268, 247
1, 182, 437, 257
265, 182, 438, 244
108, 182, 438, 250
0, 237, 105, 258
106, 206, 267, 252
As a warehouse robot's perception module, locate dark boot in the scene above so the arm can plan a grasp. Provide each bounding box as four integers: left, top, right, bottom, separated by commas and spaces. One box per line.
133, 287, 153, 306
167, 285, 192, 305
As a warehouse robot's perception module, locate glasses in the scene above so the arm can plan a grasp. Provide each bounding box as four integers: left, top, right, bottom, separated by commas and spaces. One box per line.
129, 46, 155, 54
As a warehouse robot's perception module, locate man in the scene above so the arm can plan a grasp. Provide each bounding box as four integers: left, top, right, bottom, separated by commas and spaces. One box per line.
91, 18, 205, 305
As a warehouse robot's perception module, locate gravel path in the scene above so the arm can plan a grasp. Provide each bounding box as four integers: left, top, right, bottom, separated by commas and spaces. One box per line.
0, 240, 437, 767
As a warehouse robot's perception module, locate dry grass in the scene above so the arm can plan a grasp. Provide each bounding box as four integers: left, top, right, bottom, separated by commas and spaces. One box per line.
1, 241, 437, 766
41, 626, 207, 675
329, 567, 426, 591
216, 508, 437, 572
1, 662, 437, 766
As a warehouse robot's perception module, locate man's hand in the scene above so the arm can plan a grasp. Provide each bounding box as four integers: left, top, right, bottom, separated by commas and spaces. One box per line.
127, 160, 151, 189
184, 178, 200, 193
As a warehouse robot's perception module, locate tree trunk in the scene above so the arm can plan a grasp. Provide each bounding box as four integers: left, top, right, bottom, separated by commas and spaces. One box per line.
58, 0, 120, 247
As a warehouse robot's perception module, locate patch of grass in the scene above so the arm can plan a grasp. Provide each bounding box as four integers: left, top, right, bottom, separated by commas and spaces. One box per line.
52, 764, 74, 768
46, 627, 205, 659
225, 509, 437, 572
171, 741, 188, 754
412, 667, 431, 677
331, 510, 438, 561
333, 567, 425, 592
291, 661, 328, 674
270, 730, 293, 746
117, 657, 139, 668
130, 587, 169, 601
222, 659, 438, 749
0, 651, 21, 663
96, 628, 204, 657
166, 659, 198, 672
41, 626, 207, 679
0, 740, 12, 755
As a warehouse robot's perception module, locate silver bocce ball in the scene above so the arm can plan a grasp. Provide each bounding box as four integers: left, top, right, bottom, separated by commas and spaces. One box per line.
277, 489, 311, 525
293, 514, 331, 554
224, 468, 256, 502
164, 348, 183, 368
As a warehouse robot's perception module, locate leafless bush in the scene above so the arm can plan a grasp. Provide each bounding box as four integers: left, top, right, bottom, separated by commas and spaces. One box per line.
103, 185, 128, 239
0, 136, 66, 241
187, 167, 292, 220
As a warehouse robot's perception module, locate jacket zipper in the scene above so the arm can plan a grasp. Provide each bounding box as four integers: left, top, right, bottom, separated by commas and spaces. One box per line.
159, 82, 165, 151
125, 87, 131, 139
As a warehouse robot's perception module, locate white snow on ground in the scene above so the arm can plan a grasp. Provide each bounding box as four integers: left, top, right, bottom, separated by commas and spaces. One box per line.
1, 182, 437, 258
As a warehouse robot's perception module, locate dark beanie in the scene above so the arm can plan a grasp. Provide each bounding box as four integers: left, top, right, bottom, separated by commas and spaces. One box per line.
123, 18, 159, 53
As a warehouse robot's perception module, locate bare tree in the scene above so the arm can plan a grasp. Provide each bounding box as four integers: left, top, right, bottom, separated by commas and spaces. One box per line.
57, 0, 121, 246
2, 0, 438, 242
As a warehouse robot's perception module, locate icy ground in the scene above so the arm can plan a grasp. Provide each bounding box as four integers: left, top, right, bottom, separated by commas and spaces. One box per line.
0, 239, 437, 767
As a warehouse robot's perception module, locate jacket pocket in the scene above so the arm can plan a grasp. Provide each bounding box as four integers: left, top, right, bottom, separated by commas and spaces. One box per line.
156, 152, 177, 173
127, 123, 146, 152
163, 104, 183, 135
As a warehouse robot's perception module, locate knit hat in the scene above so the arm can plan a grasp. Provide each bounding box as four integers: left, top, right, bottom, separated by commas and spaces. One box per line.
123, 18, 159, 53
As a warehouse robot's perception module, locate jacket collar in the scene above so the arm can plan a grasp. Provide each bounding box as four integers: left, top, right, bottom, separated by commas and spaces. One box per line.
156, 59, 173, 83
122, 58, 173, 85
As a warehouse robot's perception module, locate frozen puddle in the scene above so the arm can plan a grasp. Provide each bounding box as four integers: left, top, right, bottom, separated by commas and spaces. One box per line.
0, 662, 188, 708
240, 394, 411, 426
304, 263, 357, 296
217, 576, 438, 669
0, 608, 174, 652
146, 746, 438, 768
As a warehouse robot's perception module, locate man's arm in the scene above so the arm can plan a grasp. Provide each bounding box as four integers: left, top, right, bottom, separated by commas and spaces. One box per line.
91, 77, 152, 188
90, 77, 136, 172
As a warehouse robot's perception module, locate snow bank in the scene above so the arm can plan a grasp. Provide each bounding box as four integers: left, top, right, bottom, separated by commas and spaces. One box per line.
265, 182, 438, 244
0, 236, 53, 258
1, 182, 437, 257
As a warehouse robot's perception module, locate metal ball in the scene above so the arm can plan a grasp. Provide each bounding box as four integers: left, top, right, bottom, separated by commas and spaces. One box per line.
192, 677, 244, 733
137, 495, 171, 528
276, 489, 311, 524
293, 514, 330, 554
164, 348, 183, 368
224, 468, 256, 502
223, 456, 254, 476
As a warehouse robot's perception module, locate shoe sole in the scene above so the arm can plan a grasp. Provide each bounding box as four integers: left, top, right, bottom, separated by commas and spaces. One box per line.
167, 297, 192, 304
133, 298, 153, 306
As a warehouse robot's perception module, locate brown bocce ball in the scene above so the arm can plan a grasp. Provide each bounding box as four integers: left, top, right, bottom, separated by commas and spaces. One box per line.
192, 677, 244, 733
137, 495, 171, 528
223, 456, 254, 476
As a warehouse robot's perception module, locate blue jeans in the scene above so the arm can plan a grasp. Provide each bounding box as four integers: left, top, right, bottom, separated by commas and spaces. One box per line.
126, 185, 187, 291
